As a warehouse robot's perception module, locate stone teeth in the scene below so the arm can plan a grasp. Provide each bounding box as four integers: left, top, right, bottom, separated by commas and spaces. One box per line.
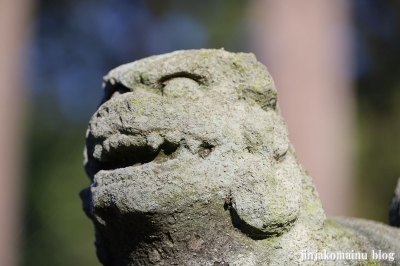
146, 133, 164, 151
102, 134, 147, 153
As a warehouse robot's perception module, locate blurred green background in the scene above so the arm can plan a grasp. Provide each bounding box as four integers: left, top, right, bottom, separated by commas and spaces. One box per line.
22, 0, 400, 265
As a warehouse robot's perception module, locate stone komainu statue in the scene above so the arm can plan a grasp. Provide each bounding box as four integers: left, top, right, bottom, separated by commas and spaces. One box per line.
80, 49, 400, 265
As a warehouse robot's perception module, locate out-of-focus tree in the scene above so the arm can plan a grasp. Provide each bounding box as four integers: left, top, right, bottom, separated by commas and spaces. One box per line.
249, 0, 355, 216
0, 0, 33, 265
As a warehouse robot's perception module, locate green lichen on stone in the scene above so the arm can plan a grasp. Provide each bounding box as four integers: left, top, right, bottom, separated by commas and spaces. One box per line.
362, 259, 380, 266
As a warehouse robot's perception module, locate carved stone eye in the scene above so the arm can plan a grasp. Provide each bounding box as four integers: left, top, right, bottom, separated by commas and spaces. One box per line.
162, 77, 204, 100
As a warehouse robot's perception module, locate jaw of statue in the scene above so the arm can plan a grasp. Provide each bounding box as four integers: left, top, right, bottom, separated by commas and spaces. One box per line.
80, 49, 323, 265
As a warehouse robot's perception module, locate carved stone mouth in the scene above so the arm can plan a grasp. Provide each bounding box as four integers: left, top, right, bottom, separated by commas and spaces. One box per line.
85, 124, 215, 178
86, 135, 181, 176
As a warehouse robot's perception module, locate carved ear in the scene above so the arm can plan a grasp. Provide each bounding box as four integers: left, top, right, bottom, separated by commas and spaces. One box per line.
230, 109, 301, 238
229, 163, 274, 239
230, 156, 301, 239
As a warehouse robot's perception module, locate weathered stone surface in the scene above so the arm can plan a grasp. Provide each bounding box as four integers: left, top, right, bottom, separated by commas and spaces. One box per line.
81, 49, 400, 265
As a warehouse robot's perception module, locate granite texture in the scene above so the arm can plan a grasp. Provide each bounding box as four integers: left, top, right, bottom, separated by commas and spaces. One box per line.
81, 49, 400, 265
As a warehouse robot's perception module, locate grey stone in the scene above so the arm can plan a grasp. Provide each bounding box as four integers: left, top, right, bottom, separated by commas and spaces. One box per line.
81, 49, 400, 265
